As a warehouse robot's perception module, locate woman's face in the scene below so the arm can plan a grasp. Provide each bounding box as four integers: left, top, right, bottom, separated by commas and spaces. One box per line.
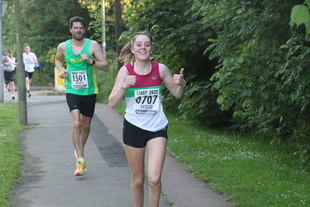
131, 35, 152, 61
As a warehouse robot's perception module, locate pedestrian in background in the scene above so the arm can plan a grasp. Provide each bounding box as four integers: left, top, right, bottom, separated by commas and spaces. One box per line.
23, 45, 38, 97
55, 16, 109, 176
108, 31, 186, 207
2, 49, 16, 100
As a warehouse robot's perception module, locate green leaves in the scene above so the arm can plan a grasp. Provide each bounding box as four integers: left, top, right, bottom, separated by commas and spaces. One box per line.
290, 5, 310, 27
289, 2, 310, 36
202, 0, 300, 132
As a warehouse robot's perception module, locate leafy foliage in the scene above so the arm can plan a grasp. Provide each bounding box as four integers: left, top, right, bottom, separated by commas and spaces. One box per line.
277, 34, 310, 166
78, 0, 122, 52
196, 0, 309, 166
290, 0, 310, 35
2, 0, 91, 85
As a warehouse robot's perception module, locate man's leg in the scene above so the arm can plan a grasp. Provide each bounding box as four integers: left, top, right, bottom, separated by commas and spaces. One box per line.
71, 110, 83, 158
25, 77, 30, 91
25, 77, 31, 97
71, 110, 92, 176
81, 114, 92, 152
25, 72, 33, 97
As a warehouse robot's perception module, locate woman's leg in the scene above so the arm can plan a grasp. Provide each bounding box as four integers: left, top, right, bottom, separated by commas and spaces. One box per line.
147, 137, 167, 207
124, 144, 146, 207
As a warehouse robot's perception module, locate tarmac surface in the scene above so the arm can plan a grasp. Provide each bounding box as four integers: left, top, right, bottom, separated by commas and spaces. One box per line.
6, 90, 235, 207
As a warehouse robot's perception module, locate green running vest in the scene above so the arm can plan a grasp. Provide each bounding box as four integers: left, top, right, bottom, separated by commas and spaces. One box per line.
64, 39, 98, 95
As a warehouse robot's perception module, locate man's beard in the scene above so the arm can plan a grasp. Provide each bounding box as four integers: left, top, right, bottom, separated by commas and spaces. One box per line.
73, 32, 84, 41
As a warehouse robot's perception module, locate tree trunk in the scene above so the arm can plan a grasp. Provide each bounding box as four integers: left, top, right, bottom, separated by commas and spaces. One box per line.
114, 0, 123, 69
14, 0, 28, 125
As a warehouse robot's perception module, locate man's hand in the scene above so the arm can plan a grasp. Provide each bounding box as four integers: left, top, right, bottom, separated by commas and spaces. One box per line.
59, 68, 67, 79
80, 53, 92, 64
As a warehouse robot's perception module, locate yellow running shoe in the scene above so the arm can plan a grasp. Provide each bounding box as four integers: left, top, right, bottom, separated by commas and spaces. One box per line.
74, 161, 86, 176
74, 150, 87, 171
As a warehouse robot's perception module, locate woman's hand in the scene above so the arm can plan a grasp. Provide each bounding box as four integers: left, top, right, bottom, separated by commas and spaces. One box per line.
173, 68, 186, 87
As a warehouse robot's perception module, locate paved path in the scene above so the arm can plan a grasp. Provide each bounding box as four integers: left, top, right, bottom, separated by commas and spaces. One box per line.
8, 90, 235, 207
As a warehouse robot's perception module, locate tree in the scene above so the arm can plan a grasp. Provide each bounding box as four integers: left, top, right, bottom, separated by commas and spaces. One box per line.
114, 0, 123, 68
3, 0, 91, 84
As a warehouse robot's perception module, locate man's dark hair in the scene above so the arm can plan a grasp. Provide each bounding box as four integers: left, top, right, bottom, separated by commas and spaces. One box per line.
69, 16, 86, 29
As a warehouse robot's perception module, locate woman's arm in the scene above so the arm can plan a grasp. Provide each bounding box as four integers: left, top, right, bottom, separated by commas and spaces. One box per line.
160, 63, 185, 99
108, 66, 136, 109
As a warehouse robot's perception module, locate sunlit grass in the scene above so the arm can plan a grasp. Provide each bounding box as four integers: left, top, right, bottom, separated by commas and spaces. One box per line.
0, 103, 28, 207
167, 114, 310, 207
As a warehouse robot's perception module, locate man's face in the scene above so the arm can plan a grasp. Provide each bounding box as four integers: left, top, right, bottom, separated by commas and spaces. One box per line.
25, 46, 30, 54
70, 22, 85, 41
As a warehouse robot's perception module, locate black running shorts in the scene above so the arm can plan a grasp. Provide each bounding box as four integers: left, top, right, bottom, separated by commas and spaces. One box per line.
66, 93, 96, 118
25, 71, 34, 79
123, 118, 168, 148
4, 70, 16, 83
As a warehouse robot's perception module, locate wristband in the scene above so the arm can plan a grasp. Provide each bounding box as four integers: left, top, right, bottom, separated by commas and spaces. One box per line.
90, 59, 96, 65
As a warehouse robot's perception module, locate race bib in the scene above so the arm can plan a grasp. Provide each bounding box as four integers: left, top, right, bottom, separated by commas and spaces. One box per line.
134, 88, 160, 115
71, 70, 89, 89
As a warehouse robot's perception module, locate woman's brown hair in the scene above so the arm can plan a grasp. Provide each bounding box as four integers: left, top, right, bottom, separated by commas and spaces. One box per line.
118, 31, 153, 65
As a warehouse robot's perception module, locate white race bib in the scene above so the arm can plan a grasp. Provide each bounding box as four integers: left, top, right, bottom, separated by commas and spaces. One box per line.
71, 70, 89, 89
134, 88, 160, 115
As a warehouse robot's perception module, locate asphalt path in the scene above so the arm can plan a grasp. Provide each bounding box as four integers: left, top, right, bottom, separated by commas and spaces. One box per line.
7, 90, 235, 207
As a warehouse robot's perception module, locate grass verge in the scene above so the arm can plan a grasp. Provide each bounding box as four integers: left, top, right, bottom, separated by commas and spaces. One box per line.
0, 103, 28, 207
167, 113, 309, 207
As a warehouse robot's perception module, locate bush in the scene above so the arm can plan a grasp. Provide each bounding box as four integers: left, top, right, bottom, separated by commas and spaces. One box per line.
96, 51, 119, 103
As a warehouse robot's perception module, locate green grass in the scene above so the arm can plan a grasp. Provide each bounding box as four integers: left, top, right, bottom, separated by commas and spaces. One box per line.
0, 102, 28, 207
167, 114, 310, 207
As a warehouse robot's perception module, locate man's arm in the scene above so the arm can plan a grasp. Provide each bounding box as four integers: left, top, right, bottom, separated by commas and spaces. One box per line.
32, 54, 38, 64
2, 57, 10, 65
55, 42, 67, 79
91, 41, 109, 72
